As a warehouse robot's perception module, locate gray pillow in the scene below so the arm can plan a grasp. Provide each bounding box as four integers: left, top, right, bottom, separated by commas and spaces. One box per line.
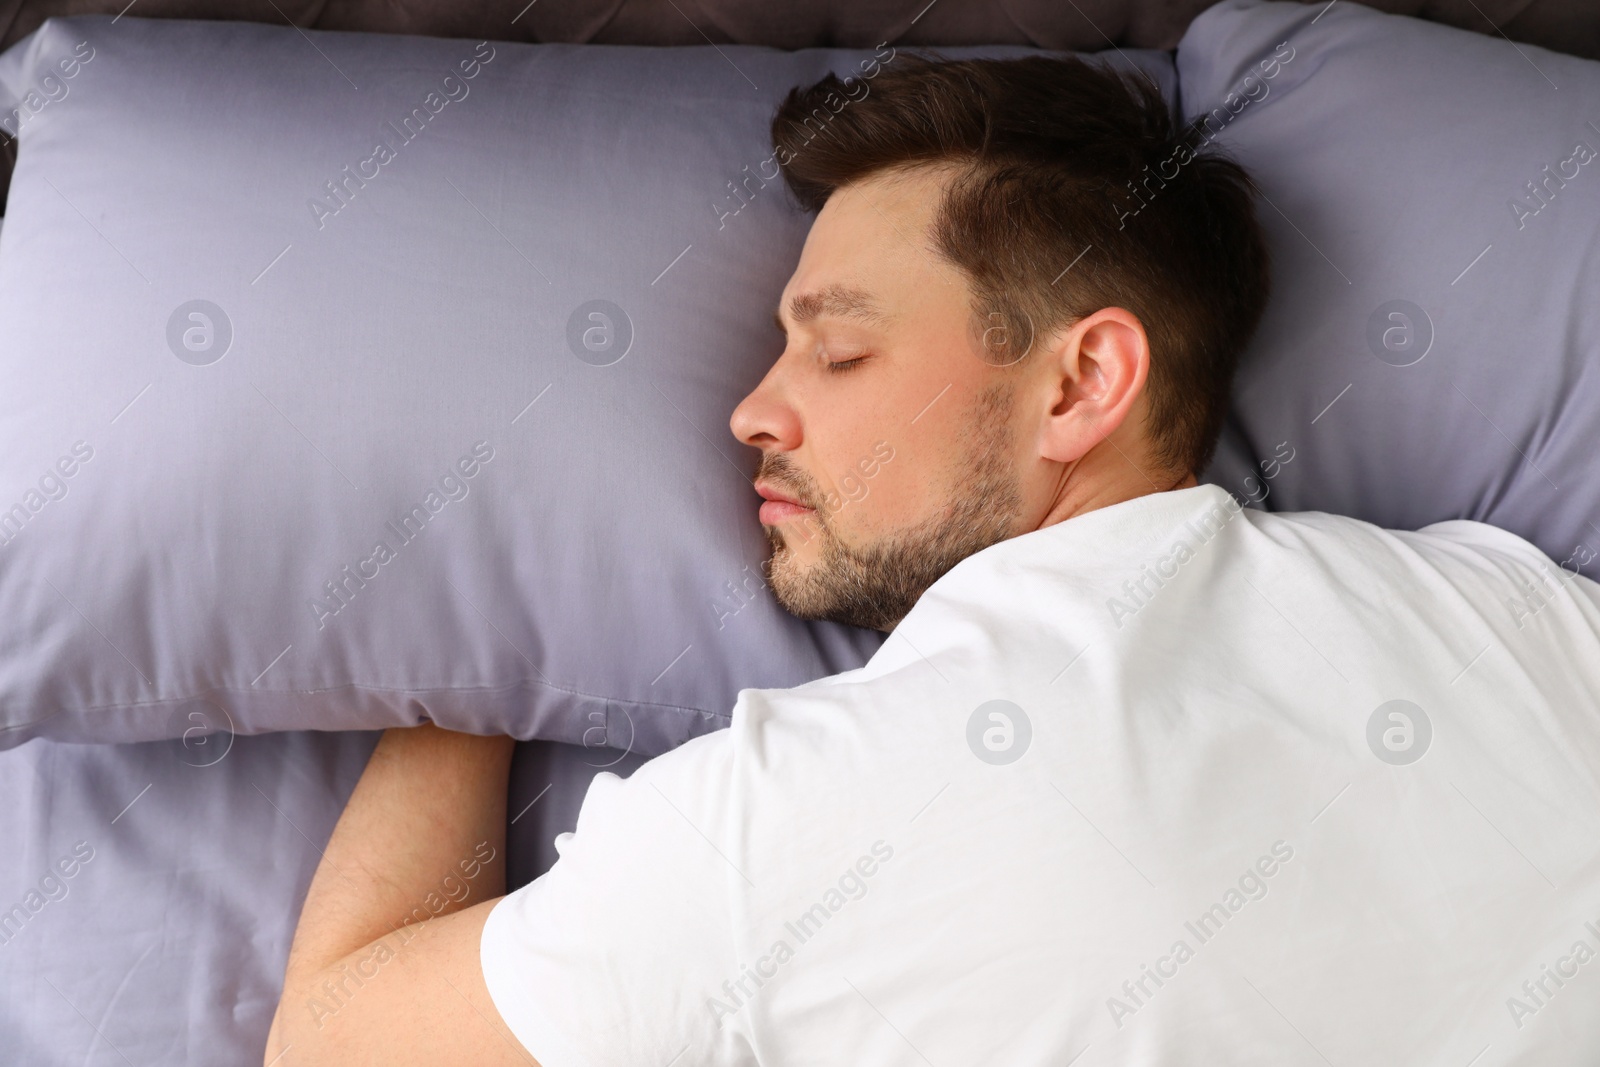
1184, 0, 1600, 582
0, 16, 1177, 750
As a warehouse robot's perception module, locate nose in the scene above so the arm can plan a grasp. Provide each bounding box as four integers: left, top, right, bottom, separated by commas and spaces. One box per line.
730, 361, 803, 455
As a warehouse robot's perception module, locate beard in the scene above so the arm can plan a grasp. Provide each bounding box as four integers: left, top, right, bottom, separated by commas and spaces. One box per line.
755, 382, 1024, 632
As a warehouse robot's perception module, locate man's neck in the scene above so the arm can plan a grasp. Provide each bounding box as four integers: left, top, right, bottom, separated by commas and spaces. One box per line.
1031, 466, 1196, 535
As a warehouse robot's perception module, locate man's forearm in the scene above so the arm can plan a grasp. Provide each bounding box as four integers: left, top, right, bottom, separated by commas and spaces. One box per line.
270, 724, 516, 1040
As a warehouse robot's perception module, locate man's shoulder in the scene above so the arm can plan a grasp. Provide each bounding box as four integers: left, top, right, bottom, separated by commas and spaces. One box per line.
1248, 500, 1575, 578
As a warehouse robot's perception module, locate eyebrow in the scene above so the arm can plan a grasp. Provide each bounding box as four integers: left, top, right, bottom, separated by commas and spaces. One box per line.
773, 284, 892, 334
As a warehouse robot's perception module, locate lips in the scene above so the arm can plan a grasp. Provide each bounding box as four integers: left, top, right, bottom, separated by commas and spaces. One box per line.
754, 481, 815, 526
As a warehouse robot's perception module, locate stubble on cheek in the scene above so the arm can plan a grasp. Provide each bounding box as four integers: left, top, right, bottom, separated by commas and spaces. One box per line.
759, 380, 1023, 632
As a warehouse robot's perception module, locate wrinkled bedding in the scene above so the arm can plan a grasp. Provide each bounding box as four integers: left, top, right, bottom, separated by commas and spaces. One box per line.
0, 729, 636, 1063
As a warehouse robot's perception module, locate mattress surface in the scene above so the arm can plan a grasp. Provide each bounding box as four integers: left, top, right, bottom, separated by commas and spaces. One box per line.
0, 729, 635, 1062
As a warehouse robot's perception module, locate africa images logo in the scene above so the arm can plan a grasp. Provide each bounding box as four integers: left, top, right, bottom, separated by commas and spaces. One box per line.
705, 841, 895, 1027
309, 441, 494, 628
307, 41, 496, 231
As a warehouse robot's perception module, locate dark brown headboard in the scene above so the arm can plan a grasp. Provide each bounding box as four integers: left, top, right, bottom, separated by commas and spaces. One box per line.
2, 0, 1595, 54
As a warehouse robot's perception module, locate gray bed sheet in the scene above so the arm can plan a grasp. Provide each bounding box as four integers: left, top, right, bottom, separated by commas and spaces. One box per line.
0, 729, 642, 1064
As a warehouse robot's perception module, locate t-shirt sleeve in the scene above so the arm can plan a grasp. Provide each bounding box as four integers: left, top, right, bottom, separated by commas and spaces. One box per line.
480, 726, 756, 1067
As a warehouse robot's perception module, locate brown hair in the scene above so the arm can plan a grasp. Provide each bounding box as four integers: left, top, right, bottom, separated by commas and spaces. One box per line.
770, 54, 1271, 476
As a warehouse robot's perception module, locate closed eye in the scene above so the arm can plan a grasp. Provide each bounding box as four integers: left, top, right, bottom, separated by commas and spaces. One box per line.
825, 356, 868, 373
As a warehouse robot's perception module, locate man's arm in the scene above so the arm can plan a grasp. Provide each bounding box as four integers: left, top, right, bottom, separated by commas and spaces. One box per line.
263, 723, 539, 1066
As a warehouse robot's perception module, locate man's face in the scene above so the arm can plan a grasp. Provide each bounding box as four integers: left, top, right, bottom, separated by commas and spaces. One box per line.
728, 166, 1031, 633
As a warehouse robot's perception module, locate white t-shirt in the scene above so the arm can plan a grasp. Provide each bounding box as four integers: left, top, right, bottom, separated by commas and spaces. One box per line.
481, 484, 1600, 1066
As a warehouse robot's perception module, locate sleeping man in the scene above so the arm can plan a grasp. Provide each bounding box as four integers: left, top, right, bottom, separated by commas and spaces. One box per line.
266, 54, 1600, 1065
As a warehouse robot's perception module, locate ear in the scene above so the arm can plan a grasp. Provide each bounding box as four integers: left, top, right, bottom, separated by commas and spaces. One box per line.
1035, 307, 1150, 465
